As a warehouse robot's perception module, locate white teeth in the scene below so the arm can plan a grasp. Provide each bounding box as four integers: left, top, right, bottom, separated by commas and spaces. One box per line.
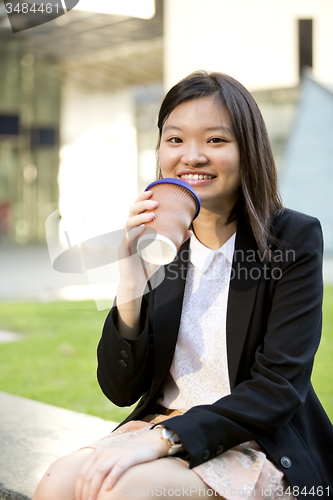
180, 174, 214, 180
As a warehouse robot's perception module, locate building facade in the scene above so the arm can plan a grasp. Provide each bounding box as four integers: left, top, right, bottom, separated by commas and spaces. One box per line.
0, 0, 332, 251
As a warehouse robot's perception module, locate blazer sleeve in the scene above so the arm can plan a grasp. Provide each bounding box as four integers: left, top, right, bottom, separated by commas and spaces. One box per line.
97, 292, 154, 407
157, 213, 324, 468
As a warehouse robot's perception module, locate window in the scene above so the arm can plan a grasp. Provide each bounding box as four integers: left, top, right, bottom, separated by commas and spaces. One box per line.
298, 19, 313, 77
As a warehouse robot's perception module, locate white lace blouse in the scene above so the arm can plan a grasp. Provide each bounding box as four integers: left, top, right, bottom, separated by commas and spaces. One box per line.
158, 232, 236, 412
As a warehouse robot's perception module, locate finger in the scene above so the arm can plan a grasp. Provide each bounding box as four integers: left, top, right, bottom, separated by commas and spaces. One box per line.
81, 476, 91, 500
128, 199, 158, 218
133, 190, 153, 204
74, 474, 83, 500
76, 470, 93, 500
75, 454, 98, 500
118, 225, 146, 259
103, 456, 133, 491
80, 462, 102, 500
125, 212, 156, 233
124, 214, 156, 256
86, 454, 119, 500
183, 229, 194, 243
129, 191, 154, 215
86, 466, 110, 500
120, 219, 156, 260
103, 440, 158, 492
125, 224, 147, 236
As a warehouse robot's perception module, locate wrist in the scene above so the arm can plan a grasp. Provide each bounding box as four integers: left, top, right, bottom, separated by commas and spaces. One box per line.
153, 425, 183, 456
151, 427, 171, 455
117, 283, 146, 303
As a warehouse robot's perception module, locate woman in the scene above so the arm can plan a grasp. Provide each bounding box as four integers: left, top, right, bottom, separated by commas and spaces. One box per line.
33, 72, 333, 500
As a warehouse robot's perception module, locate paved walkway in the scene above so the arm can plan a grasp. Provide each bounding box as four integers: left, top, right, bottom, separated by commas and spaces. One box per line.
0, 330, 22, 343
0, 242, 98, 302
0, 241, 333, 303
0, 245, 119, 498
0, 391, 117, 500
323, 257, 333, 283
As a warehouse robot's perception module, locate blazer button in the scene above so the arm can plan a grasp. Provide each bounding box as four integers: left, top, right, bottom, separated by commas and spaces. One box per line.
119, 359, 128, 367
280, 456, 292, 468
202, 450, 210, 461
120, 350, 129, 358
216, 445, 224, 455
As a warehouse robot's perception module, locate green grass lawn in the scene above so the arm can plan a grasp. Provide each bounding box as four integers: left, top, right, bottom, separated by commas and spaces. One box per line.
0, 301, 135, 422
312, 286, 333, 419
0, 288, 332, 423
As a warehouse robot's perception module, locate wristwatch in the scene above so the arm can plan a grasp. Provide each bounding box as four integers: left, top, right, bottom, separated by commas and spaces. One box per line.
154, 425, 183, 456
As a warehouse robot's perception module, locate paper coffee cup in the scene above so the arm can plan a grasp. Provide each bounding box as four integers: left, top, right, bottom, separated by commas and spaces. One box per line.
137, 178, 200, 265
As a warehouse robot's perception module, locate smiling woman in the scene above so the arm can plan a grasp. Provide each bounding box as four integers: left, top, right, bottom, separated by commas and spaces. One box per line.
33, 71, 333, 500
155, 73, 281, 255
158, 97, 241, 247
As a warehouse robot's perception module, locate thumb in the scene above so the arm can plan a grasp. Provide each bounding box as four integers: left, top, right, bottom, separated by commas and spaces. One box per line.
183, 229, 193, 244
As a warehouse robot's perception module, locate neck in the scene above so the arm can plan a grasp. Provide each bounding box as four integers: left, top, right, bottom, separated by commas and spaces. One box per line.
192, 209, 237, 250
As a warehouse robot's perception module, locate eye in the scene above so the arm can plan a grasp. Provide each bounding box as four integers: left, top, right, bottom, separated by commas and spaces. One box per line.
208, 137, 225, 143
168, 137, 182, 143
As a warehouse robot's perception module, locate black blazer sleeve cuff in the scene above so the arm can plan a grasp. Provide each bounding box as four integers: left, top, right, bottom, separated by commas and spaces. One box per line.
97, 295, 152, 406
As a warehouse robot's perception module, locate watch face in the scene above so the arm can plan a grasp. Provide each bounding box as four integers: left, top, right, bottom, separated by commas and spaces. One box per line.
155, 425, 182, 455
164, 428, 181, 444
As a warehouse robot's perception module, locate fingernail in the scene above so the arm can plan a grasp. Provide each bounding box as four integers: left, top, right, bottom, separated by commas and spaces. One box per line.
105, 482, 111, 490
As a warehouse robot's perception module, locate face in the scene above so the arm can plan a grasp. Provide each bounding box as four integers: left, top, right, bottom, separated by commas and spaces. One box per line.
159, 96, 241, 215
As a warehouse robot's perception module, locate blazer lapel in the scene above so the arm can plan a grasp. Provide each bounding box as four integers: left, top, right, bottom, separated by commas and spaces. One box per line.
226, 215, 262, 390
150, 241, 190, 395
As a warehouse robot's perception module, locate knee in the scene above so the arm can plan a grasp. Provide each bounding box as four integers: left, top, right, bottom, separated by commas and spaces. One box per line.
33, 449, 94, 500
96, 460, 181, 500
96, 466, 154, 500
33, 456, 69, 500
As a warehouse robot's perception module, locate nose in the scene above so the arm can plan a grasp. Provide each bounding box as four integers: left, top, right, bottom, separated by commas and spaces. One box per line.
181, 143, 208, 167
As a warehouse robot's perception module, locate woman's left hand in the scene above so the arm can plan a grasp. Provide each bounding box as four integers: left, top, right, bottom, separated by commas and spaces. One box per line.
75, 427, 170, 500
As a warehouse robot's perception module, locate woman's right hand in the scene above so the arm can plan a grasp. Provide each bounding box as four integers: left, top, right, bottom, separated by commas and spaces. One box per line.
117, 190, 160, 301
116, 189, 193, 338
117, 189, 193, 305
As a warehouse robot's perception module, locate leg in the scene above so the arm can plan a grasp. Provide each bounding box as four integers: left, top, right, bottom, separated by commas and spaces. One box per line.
33, 448, 95, 500
96, 457, 224, 500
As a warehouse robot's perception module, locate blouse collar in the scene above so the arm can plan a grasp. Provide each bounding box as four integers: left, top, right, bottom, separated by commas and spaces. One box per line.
189, 232, 236, 274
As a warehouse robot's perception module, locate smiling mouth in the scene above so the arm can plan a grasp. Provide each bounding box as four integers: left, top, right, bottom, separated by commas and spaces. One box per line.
178, 174, 216, 180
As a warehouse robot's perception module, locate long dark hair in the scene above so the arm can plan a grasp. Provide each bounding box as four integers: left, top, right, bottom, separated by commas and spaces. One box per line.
155, 71, 283, 256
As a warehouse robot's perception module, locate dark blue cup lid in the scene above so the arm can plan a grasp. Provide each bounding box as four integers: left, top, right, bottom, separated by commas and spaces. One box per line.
145, 178, 201, 220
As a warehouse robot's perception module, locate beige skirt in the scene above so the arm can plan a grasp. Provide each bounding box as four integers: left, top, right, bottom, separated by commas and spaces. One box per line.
82, 412, 296, 500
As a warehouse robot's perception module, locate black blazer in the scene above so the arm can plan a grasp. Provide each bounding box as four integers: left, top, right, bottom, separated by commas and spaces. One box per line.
97, 208, 333, 498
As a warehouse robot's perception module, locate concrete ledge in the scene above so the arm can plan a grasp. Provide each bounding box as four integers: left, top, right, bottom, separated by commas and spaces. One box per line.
0, 392, 117, 500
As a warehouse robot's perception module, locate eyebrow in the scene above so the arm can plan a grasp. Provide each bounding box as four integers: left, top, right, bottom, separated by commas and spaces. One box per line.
163, 125, 233, 135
